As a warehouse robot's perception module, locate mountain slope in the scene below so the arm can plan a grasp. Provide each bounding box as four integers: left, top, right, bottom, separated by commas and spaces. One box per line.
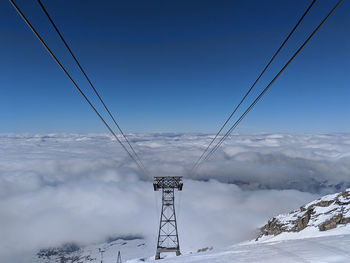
34, 237, 154, 263
34, 189, 350, 263
135, 188, 350, 262
257, 188, 350, 241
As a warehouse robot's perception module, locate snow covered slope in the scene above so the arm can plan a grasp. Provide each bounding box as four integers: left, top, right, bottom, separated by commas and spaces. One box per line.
257, 188, 350, 241
34, 189, 350, 263
128, 233, 350, 263
34, 232, 350, 263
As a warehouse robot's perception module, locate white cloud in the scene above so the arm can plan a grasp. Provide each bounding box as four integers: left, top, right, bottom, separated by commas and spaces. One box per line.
0, 133, 349, 261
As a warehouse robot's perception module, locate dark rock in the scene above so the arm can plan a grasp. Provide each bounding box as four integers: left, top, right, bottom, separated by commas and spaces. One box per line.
341, 217, 350, 224
319, 214, 343, 231
292, 209, 313, 232
311, 200, 334, 208
37, 242, 81, 262
197, 247, 213, 253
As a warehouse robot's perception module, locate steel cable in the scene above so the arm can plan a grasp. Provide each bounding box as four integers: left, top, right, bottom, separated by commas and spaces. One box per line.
194, 0, 343, 171
9, 0, 148, 176
36, 0, 148, 174
191, 0, 316, 174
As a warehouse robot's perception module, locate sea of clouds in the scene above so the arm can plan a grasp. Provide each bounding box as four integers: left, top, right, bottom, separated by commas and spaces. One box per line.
1, 133, 350, 262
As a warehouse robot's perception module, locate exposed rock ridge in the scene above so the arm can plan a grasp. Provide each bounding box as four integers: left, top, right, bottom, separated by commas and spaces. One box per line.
256, 188, 350, 240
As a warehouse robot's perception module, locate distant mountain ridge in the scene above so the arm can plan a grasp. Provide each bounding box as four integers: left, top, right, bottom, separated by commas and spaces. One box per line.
35, 237, 152, 263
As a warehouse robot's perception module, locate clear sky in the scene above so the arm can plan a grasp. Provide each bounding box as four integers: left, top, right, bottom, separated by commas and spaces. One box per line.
1, 0, 349, 133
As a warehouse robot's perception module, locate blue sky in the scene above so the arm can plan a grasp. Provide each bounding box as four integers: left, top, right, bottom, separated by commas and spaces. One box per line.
1, 0, 349, 133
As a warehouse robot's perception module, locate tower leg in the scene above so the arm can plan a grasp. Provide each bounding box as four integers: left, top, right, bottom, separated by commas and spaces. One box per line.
155, 188, 181, 259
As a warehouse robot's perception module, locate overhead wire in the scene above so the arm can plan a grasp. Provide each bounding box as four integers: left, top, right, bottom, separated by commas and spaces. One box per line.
194, 0, 343, 172
10, 0, 342, 176
36, 0, 148, 174
9, 0, 149, 176
191, 0, 316, 174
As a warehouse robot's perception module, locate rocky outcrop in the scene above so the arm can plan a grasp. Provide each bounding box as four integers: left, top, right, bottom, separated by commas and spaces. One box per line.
256, 189, 350, 241
37, 243, 85, 263
197, 247, 213, 253
319, 214, 343, 231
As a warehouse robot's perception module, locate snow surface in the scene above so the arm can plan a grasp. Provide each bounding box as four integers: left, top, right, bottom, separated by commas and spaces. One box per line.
39, 231, 350, 263
134, 234, 350, 263
34, 229, 350, 263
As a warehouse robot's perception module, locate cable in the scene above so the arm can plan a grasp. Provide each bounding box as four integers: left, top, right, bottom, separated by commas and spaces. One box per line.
191, 0, 316, 173
201, 0, 343, 166
36, 0, 148, 173
195, 0, 343, 172
9, 0, 148, 176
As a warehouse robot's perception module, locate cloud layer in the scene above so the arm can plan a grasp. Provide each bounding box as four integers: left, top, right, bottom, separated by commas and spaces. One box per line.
0, 133, 349, 261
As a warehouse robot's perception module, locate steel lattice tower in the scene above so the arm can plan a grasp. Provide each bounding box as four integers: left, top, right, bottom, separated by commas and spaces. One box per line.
153, 176, 183, 260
